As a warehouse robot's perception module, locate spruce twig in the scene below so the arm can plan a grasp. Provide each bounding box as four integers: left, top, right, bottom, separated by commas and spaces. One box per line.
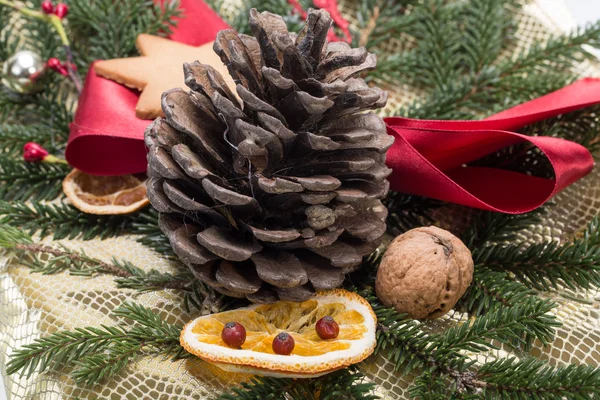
461, 209, 544, 250
474, 216, 600, 291
0, 225, 221, 314
219, 367, 379, 400
0, 158, 70, 201
0, 200, 137, 240
384, 193, 442, 236
6, 303, 187, 384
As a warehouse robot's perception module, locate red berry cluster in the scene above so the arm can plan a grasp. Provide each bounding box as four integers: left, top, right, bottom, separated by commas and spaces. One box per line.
41, 1, 69, 18
220, 316, 340, 356
46, 58, 76, 76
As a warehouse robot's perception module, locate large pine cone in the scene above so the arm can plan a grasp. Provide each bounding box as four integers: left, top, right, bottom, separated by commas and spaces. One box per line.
145, 8, 393, 303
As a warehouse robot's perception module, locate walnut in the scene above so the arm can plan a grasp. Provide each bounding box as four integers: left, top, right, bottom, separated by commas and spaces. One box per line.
375, 226, 474, 319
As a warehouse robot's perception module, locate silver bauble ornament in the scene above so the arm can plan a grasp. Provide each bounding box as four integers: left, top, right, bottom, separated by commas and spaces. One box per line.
1, 50, 45, 94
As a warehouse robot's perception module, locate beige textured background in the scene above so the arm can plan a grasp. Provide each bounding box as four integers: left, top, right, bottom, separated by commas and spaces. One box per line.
1, 0, 600, 399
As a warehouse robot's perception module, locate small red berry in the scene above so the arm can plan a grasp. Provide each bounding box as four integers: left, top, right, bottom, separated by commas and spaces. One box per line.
221, 322, 246, 348
46, 58, 68, 76
316, 316, 339, 340
272, 332, 295, 355
54, 3, 69, 18
23, 142, 49, 163
46, 58, 61, 69
41, 0, 54, 14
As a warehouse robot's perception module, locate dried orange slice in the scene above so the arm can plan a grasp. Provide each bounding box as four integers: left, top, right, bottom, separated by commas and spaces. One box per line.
62, 169, 149, 215
180, 289, 377, 378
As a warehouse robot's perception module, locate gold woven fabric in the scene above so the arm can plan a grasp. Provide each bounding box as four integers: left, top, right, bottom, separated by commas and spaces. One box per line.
2, 1, 600, 399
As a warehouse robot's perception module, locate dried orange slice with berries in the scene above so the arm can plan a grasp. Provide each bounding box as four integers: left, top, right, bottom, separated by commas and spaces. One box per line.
62, 169, 149, 215
180, 289, 377, 378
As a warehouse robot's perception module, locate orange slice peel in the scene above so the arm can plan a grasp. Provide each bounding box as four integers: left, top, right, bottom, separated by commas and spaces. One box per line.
180, 289, 377, 378
62, 169, 149, 215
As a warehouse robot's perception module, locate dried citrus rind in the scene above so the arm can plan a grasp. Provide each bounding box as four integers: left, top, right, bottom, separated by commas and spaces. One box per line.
62, 169, 149, 215
180, 289, 377, 378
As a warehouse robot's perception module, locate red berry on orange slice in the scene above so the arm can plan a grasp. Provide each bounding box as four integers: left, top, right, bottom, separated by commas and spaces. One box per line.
272, 332, 295, 355
316, 316, 339, 340
221, 322, 246, 348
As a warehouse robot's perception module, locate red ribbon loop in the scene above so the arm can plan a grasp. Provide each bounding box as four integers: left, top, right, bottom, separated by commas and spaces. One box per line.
385, 78, 597, 214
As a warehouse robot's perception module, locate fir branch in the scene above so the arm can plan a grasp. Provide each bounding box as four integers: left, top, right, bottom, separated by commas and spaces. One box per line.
474, 216, 600, 291
478, 358, 600, 399
214, 0, 303, 35
353, 0, 415, 50
461, 209, 544, 250
220, 367, 379, 400
438, 299, 558, 352
372, 294, 558, 379
0, 200, 175, 255
372, 296, 598, 398
219, 376, 293, 400
0, 200, 137, 240
456, 266, 537, 315
0, 124, 65, 156
0, 157, 70, 201
6, 324, 131, 378
29, 83, 75, 135
384, 192, 442, 236
71, 340, 145, 386
458, 0, 514, 74
373, 0, 517, 91
68, 0, 181, 65
131, 207, 175, 257
6, 302, 186, 386
393, 9, 600, 119
0, 224, 221, 314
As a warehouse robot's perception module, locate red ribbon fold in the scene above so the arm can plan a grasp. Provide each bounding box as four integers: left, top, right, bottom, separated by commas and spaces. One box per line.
385, 78, 597, 214
66, 0, 595, 214
65, 0, 228, 175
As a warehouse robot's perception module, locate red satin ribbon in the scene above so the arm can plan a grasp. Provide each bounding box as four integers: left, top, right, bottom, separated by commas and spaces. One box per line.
385, 78, 597, 214
65, 0, 229, 174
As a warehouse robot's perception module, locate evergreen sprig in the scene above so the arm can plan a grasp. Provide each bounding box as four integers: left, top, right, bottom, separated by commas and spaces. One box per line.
6, 302, 187, 385
461, 209, 545, 251
372, 296, 600, 399
0, 224, 221, 313
0, 124, 63, 155
130, 207, 176, 257
0, 199, 181, 257
384, 0, 600, 120
352, 0, 415, 49
384, 193, 442, 236
0, 200, 137, 240
372, 294, 557, 374
68, 0, 180, 67
478, 358, 600, 399
0, 158, 70, 201
474, 216, 600, 291
456, 266, 538, 316
219, 367, 379, 400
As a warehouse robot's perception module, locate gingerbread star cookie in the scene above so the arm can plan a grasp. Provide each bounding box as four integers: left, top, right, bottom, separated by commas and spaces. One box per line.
95, 34, 235, 119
